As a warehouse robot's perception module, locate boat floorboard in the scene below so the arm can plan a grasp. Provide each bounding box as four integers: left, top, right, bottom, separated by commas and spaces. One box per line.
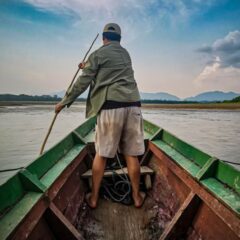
79, 198, 154, 240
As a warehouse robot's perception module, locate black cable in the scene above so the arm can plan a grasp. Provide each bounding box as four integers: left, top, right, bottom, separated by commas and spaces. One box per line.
101, 153, 132, 204
222, 160, 240, 166
0, 167, 24, 173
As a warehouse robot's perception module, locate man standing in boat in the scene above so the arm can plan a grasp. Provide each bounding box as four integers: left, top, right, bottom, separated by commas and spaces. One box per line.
55, 23, 145, 208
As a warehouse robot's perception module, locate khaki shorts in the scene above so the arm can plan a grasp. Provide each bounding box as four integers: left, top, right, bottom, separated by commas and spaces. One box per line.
95, 107, 145, 158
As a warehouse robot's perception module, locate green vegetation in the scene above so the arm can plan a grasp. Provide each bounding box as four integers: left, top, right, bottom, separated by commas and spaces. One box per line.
0, 94, 239, 109
140, 99, 197, 104
223, 95, 240, 103
0, 94, 85, 102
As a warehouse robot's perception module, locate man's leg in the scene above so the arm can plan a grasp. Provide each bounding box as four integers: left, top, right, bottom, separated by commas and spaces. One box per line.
87, 153, 106, 208
124, 155, 145, 207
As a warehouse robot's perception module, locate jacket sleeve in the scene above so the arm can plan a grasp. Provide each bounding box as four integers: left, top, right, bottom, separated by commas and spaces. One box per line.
60, 51, 99, 107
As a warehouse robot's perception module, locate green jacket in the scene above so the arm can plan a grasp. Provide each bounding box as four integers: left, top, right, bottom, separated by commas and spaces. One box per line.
60, 41, 141, 118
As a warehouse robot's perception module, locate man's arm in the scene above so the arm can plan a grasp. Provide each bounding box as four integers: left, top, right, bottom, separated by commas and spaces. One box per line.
55, 52, 99, 113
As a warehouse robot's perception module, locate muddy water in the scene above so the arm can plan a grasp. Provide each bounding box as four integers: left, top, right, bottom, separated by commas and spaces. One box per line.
0, 103, 239, 184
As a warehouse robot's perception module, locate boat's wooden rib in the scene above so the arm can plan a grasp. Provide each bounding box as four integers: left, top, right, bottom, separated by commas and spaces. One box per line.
149, 141, 240, 238
0, 117, 239, 240
43, 203, 83, 240
46, 147, 88, 201
160, 192, 200, 240
8, 196, 49, 240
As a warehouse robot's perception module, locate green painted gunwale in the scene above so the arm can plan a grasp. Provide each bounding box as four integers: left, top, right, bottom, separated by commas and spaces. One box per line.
144, 119, 240, 214
0, 117, 239, 239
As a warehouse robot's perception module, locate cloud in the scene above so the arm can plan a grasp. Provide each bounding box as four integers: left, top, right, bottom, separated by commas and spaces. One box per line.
194, 31, 240, 92
195, 56, 221, 82
198, 30, 240, 68
22, 0, 221, 39
194, 66, 240, 93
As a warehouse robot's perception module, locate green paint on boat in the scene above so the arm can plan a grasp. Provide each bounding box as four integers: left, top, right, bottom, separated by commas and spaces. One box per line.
0, 192, 42, 240
0, 117, 239, 239
19, 169, 46, 192
153, 139, 202, 176
201, 178, 240, 213
40, 144, 84, 187
0, 175, 25, 213
143, 119, 240, 214
143, 119, 161, 139
200, 160, 240, 213
74, 116, 96, 141
151, 127, 212, 178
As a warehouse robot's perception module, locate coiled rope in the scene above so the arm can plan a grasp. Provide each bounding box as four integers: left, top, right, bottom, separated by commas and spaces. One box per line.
101, 154, 132, 204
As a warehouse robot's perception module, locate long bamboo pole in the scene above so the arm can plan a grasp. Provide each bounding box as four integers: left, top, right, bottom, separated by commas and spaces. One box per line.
39, 33, 99, 155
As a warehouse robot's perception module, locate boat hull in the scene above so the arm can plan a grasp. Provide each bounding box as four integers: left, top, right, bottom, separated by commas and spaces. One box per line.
0, 118, 239, 239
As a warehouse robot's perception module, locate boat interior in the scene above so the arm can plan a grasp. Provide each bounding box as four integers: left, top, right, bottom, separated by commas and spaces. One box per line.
0, 117, 239, 240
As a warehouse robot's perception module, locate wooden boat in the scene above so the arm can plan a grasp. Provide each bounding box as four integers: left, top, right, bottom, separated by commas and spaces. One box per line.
0, 117, 239, 240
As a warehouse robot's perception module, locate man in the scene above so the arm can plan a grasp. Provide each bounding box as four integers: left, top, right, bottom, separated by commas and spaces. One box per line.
55, 23, 145, 208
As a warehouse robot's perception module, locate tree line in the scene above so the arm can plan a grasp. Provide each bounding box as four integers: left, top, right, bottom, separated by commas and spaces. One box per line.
0, 93, 239, 103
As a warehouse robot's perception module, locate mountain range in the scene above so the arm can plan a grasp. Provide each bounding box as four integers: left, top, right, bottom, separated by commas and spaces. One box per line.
51, 90, 240, 102
184, 91, 240, 102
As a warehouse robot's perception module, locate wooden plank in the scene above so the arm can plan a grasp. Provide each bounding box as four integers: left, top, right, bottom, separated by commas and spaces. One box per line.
149, 141, 240, 237
9, 196, 49, 240
192, 202, 240, 240
149, 155, 191, 205
27, 218, 55, 240
83, 198, 152, 239
53, 164, 87, 224
139, 146, 152, 165
81, 166, 154, 178
47, 147, 88, 200
160, 192, 200, 240
45, 203, 83, 240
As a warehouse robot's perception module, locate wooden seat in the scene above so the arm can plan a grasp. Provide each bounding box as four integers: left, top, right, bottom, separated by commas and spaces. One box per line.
82, 166, 154, 178
82, 166, 154, 190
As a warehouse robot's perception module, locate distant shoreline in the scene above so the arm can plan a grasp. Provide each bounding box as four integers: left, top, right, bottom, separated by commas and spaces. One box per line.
1, 101, 240, 110
142, 103, 240, 110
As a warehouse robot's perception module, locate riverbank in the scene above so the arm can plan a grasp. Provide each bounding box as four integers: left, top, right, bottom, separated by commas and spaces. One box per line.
1, 101, 240, 110
142, 103, 240, 110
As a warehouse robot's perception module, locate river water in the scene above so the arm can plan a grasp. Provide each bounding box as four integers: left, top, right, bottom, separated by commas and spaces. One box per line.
0, 103, 239, 184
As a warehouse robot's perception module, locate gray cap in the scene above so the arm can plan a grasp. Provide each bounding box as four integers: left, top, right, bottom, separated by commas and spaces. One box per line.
103, 23, 121, 36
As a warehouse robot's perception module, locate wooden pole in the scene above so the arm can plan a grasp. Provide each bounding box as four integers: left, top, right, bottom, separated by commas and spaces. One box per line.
39, 33, 99, 155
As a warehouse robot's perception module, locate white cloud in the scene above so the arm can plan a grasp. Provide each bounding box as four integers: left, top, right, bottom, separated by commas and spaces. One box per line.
195, 30, 240, 92
195, 56, 221, 83
22, 0, 221, 40
198, 30, 240, 68
194, 66, 240, 92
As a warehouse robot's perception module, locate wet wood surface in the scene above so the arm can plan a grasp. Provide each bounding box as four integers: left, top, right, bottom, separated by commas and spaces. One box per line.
82, 166, 154, 178
88, 198, 151, 240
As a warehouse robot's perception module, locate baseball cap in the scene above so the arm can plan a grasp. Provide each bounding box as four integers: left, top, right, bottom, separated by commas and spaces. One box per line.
103, 23, 121, 36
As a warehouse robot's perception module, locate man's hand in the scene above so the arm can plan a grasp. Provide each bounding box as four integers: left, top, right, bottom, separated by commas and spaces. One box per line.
55, 103, 64, 114
78, 62, 86, 69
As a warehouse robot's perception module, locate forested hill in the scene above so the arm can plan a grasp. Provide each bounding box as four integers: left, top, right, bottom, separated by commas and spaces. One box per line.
0, 93, 239, 104
0, 94, 62, 101
0, 94, 192, 103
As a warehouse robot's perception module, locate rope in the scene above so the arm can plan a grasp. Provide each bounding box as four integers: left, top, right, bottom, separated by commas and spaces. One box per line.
222, 160, 240, 166
101, 154, 132, 203
0, 167, 24, 173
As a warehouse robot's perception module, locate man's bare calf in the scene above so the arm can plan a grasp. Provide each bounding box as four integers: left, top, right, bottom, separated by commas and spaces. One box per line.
86, 153, 106, 208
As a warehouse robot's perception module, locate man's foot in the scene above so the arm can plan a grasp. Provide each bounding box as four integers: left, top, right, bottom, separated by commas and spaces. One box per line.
133, 191, 146, 208
85, 193, 97, 209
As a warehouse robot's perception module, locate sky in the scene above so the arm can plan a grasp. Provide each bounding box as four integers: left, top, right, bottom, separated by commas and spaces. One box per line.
0, 0, 240, 98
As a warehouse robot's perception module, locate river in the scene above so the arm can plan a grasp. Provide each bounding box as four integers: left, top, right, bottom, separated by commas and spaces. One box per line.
0, 103, 239, 184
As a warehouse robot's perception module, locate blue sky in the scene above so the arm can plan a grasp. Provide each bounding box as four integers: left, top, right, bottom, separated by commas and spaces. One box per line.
0, 0, 240, 98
